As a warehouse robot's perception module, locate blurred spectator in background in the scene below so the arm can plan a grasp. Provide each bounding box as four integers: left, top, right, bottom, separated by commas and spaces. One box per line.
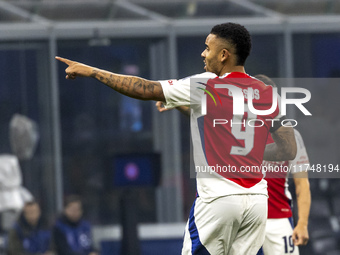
53, 195, 98, 255
0, 154, 33, 233
0, 114, 38, 233
7, 201, 54, 255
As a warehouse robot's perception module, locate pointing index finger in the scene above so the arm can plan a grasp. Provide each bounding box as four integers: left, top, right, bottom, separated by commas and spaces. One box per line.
55, 56, 73, 65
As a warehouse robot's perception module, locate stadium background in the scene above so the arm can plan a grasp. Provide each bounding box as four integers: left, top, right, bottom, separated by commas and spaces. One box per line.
0, 0, 340, 254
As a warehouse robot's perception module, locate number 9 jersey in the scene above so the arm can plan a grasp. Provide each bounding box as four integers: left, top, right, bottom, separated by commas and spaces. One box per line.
160, 71, 282, 203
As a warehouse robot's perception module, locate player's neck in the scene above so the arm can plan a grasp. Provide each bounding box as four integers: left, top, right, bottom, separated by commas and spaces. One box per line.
219, 65, 246, 76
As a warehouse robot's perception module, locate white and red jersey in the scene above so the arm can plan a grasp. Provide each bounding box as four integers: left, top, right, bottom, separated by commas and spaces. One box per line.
160, 72, 282, 202
263, 129, 309, 218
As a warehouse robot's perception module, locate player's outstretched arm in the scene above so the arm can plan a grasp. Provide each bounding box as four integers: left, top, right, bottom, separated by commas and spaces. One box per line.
292, 171, 311, 246
263, 126, 297, 161
56, 56, 165, 101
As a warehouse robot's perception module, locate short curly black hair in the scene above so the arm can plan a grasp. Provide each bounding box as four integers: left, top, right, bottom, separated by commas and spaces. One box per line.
210, 23, 251, 66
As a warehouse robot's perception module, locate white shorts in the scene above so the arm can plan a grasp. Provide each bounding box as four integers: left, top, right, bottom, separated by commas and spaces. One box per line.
182, 194, 267, 255
258, 218, 299, 255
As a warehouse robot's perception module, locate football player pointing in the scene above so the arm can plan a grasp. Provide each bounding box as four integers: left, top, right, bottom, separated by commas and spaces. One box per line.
57, 23, 297, 255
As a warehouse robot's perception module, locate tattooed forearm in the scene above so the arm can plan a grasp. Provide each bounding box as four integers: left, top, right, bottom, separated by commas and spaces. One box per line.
133, 79, 142, 92
90, 69, 99, 78
104, 74, 116, 89
263, 126, 297, 161
90, 68, 164, 101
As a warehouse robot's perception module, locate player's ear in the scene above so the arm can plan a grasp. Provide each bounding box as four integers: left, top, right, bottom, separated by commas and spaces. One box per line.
220, 49, 229, 63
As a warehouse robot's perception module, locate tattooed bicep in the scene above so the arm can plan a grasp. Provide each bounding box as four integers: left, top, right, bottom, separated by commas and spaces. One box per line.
131, 79, 164, 101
